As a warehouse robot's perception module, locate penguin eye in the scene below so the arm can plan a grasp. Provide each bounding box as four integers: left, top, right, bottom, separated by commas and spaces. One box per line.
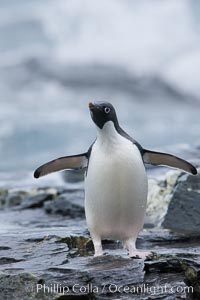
104, 107, 110, 114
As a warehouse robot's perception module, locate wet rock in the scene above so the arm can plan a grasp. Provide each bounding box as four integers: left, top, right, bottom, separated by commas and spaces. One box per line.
0, 257, 25, 265
57, 235, 93, 258
0, 189, 8, 197
0, 189, 8, 209
0, 202, 199, 300
0, 246, 11, 251
184, 262, 200, 299
48, 255, 145, 299
5, 191, 28, 208
0, 188, 59, 210
20, 191, 57, 209
0, 272, 58, 300
58, 235, 90, 250
44, 191, 84, 217
163, 173, 200, 233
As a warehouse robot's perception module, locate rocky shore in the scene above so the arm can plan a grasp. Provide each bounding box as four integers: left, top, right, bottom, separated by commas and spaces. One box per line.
0, 147, 199, 300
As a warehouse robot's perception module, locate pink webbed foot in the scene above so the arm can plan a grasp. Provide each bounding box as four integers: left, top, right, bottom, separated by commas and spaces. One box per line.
124, 238, 153, 260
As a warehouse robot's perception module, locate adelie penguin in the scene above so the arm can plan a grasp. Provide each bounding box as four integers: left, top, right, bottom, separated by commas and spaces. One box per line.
34, 102, 197, 259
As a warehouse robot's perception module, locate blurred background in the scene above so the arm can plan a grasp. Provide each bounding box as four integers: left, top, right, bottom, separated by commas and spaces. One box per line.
0, 0, 199, 186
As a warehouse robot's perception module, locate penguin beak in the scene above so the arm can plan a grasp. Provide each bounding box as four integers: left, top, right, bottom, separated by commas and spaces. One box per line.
89, 102, 96, 110
89, 102, 102, 112
89, 102, 101, 124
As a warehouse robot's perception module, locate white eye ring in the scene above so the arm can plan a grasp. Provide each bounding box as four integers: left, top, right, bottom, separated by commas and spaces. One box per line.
104, 107, 110, 114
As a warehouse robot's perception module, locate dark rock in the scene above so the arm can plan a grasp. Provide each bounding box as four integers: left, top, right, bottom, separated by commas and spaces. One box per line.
5, 191, 28, 208
144, 257, 183, 273
0, 247, 11, 251
163, 173, 200, 233
0, 205, 199, 300
57, 235, 93, 257
0, 273, 58, 300
44, 191, 84, 217
0, 189, 8, 209
0, 257, 25, 265
184, 262, 200, 299
20, 192, 56, 209
0, 189, 8, 197
0, 182, 200, 299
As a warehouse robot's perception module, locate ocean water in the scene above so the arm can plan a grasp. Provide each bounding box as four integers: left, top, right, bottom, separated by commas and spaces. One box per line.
0, 0, 200, 181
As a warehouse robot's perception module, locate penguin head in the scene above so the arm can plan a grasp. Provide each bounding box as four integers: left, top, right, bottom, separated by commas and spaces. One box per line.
89, 101, 119, 129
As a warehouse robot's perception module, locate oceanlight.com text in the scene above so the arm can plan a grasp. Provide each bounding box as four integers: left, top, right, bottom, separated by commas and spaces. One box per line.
36, 283, 193, 296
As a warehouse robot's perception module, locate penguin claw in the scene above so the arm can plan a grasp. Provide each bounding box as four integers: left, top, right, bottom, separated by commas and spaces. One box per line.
129, 250, 153, 260
145, 252, 154, 260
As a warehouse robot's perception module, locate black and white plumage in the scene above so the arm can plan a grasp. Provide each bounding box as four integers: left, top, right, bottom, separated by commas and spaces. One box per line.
34, 101, 197, 258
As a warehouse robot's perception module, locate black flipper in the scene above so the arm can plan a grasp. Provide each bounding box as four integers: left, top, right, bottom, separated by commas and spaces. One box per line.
34, 153, 88, 179
143, 149, 197, 175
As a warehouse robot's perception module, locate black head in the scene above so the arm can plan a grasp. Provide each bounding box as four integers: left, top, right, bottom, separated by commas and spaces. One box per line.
89, 101, 119, 129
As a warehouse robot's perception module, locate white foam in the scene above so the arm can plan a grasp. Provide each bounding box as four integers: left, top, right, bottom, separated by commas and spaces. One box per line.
162, 49, 200, 99
1, 0, 200, 97
39, 0, 200, 76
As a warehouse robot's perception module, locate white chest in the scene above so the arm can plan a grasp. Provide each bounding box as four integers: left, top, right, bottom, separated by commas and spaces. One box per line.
84, 122, 148, 240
